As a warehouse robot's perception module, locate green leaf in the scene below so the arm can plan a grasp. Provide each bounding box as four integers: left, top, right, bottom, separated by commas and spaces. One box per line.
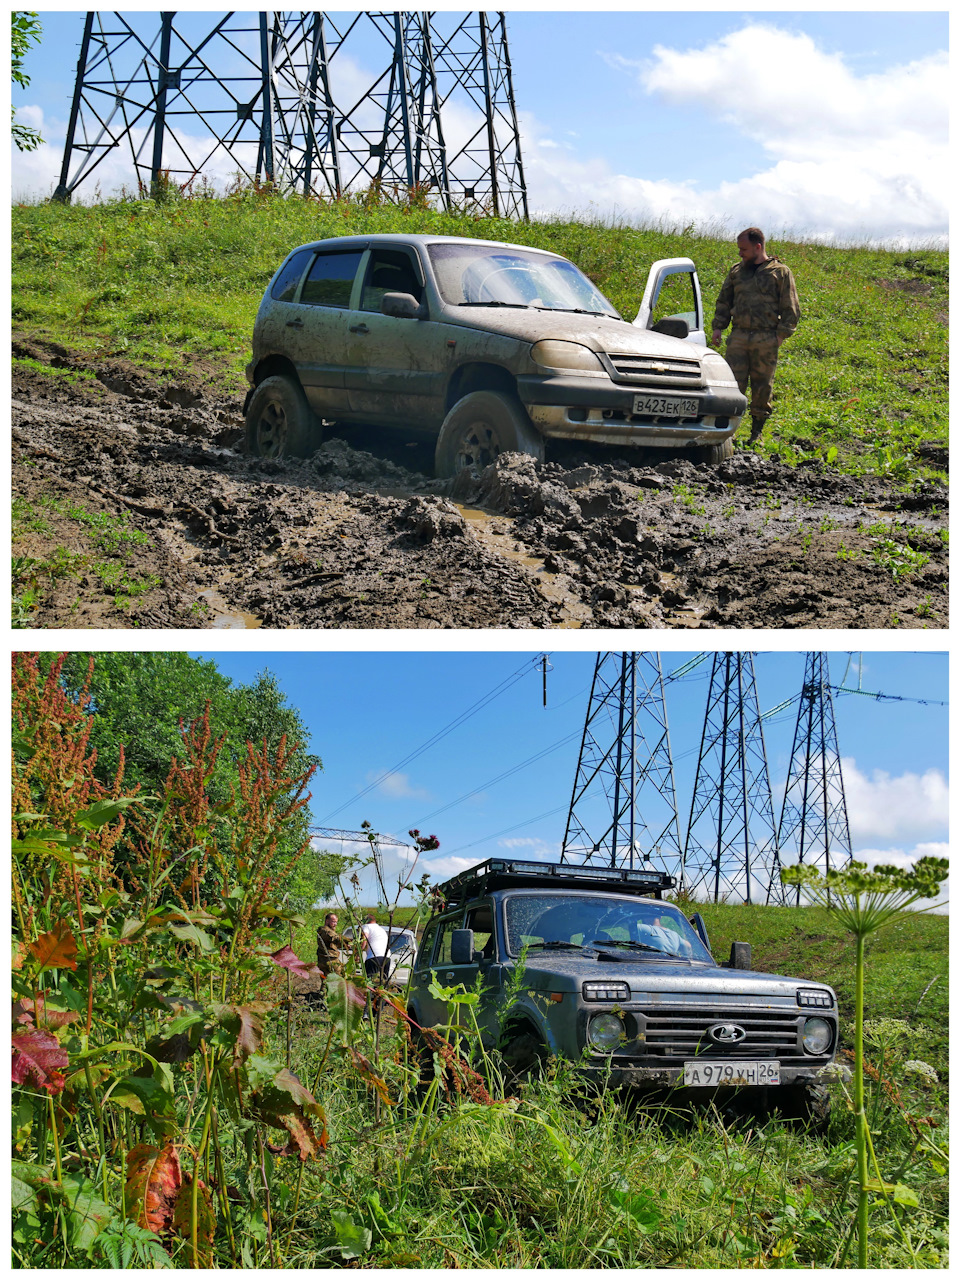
893, 1182, 921, 1208
166, 922, 215, 951
74, 797, 141, 830
330, 1210, 373, 1259
62, 1175, 116, 1256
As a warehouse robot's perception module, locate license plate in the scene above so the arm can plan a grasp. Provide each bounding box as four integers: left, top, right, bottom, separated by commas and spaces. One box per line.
633, 394, 698, 417
683, 1060, 780, 1087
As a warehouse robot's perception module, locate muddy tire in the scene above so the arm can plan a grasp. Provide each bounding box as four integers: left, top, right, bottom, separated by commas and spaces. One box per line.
435, 390, 544, 479
245, 375, 321, 459
780, 1079, 831, 1133
501, 1031, 548, 1084
688, 436, 734, 465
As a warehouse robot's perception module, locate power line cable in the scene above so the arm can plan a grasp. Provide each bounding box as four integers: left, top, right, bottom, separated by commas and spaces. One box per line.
318, 652, 546, 823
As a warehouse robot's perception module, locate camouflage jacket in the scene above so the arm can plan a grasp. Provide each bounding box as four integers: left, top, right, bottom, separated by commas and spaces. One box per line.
316, 925, 343, 973
711, 256, 800, 339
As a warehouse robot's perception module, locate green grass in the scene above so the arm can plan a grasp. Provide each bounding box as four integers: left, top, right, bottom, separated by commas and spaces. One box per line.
12, 192, 948, 485
11, 492, 161, 624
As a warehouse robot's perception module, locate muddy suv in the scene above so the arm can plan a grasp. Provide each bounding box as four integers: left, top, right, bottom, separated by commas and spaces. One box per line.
244, 234, 746, 474
409, 859, 837, 1121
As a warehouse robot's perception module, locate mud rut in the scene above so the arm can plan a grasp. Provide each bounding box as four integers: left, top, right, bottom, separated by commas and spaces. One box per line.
12, 343, 948, 630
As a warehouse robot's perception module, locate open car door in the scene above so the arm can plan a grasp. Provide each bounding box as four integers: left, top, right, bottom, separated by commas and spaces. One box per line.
633, 257, 705, 345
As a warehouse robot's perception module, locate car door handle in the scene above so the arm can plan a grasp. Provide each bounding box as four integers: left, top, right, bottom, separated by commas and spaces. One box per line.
349, 322, 370, 334
285, 319, 304, 329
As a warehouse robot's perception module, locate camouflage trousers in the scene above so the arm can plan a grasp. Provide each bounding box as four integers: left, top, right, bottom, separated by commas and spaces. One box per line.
725, 329, 780, 424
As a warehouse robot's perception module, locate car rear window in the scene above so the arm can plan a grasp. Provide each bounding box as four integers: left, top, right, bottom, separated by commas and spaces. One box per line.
300, 250, 364, 308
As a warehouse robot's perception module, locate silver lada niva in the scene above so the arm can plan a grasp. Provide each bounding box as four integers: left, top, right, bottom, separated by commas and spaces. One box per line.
244, 234, 746, 476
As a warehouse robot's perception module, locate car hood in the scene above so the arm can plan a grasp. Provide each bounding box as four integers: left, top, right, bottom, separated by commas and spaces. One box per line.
443, 306, 697, 357
519, 954, 832, 1002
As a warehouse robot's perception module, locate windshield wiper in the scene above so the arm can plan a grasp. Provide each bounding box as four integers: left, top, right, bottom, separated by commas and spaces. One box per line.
543, 307, 621, 318
592, 939, 669, 956
457, 300, 531, 308
526, 941, 583, 950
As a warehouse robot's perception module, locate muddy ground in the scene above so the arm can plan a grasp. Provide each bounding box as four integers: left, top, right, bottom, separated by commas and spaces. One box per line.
12, 338, 948, 629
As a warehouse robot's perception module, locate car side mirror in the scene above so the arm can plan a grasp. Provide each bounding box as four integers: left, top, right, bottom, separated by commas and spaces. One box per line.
689, 912, 710, 951
381, 291, 421, 319
451, 928, 475, 965
651, 316, 689, 339
728, 941, 752, 970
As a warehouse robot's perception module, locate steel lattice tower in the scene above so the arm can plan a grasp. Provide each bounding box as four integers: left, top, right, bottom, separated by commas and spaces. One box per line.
778, 653, 853, 905
560, 653, 685, 880
683, 653, 785, 904
53, 11, 528, 217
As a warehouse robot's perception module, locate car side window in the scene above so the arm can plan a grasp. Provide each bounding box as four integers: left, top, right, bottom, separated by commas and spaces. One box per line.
465, 903, 495, 957
300, 250, 364, 308
416, 922, 438, 970
650, 270, 698, 329
434, 915, 464, 965
270, 248, 315, 302
360, 249, 423, 313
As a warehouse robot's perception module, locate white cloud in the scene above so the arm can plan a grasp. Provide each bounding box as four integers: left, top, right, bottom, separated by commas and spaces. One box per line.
521, 24, 947, 246
365, 770, 430, 801
842, 759, 948, 841
851, 842, 949, 912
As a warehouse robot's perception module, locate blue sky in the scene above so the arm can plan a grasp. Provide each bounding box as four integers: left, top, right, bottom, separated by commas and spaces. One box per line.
187, 649, 948, 908
13, 10, 948, 245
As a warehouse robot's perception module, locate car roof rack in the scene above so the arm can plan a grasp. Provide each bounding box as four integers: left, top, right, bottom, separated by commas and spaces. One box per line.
435, 858, 674, 908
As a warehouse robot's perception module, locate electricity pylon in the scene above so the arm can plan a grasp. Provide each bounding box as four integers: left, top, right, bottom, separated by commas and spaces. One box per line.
560, 653, 684, 880
683, 652, 785, 904
54, 11, 528, 216
777, 653, 853, 904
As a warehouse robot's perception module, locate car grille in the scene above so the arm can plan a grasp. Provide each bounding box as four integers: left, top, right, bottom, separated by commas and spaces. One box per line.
607, 353, 702, 385
638, 1007, 801, 1058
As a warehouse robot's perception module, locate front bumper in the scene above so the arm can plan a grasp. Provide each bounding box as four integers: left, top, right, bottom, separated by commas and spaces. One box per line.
518, 372, 745, 447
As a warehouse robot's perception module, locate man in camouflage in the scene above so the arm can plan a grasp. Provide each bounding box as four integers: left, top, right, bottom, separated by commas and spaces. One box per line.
316, 911, 344, 978
711, 227, 800, 445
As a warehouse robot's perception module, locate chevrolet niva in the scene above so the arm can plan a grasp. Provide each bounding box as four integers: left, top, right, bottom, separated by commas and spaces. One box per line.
408, 859, 837, 1123
244, 234, 747, 476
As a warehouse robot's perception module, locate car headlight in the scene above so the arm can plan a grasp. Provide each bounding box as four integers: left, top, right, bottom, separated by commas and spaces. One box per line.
700, 351, 740, 388
798, 988, 834, 1009
530, 339, 605, 375
587, 1012, 624, 1052
802, 1017, 833, 1055
583, 981, 630, 1002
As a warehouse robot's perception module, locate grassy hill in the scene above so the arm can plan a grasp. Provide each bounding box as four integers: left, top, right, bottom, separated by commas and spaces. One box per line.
12, 193, 948, 482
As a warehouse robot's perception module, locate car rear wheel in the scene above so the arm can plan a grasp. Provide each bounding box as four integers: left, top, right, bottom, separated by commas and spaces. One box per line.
435, 390, 544, 479
687, 436, 734, 465
245, 374, 321, 459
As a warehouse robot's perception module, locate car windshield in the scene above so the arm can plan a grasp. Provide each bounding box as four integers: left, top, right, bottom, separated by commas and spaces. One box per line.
504, 893, 712, 963
427, 242, 621, 317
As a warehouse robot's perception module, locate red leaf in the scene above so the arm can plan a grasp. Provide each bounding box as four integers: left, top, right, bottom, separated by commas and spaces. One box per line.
211, 1003, 270, 1067
347, 1046, 395, 1107
270, 944, 320, 979
27, 923, 79, 973
124, 1142, 182, 1235
245, 1066, 329, 1160
12, 995, 81, 1030
12, 1028, 69, 1094
172, 1174, 215, 1265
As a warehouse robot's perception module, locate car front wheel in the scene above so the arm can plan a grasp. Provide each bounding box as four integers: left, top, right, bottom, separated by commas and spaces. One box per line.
435, 389, 544, 479
245, 374, 321, 459
687, 436, 734, 465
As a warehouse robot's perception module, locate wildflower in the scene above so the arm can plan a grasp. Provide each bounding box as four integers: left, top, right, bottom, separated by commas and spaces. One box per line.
817, 1062, 852, 1083
903, 1059, 939, 1085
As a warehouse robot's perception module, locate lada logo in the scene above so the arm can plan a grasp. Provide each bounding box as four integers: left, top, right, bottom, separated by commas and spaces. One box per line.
707, 1023, 747, 1044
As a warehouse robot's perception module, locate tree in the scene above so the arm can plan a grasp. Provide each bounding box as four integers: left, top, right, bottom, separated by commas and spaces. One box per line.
12, 12, 43, 152
53, 653, 331, 899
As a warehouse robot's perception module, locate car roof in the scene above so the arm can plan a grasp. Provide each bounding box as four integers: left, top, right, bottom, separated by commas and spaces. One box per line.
284, 233, 565, 259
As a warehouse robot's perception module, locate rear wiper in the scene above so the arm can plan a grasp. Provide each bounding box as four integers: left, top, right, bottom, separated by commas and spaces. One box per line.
526, 941, 583, 950
457, 300, 531, 308
592, 939, 667, 955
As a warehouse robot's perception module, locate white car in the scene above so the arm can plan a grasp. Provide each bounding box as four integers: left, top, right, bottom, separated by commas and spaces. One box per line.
342, 925, 419, 986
